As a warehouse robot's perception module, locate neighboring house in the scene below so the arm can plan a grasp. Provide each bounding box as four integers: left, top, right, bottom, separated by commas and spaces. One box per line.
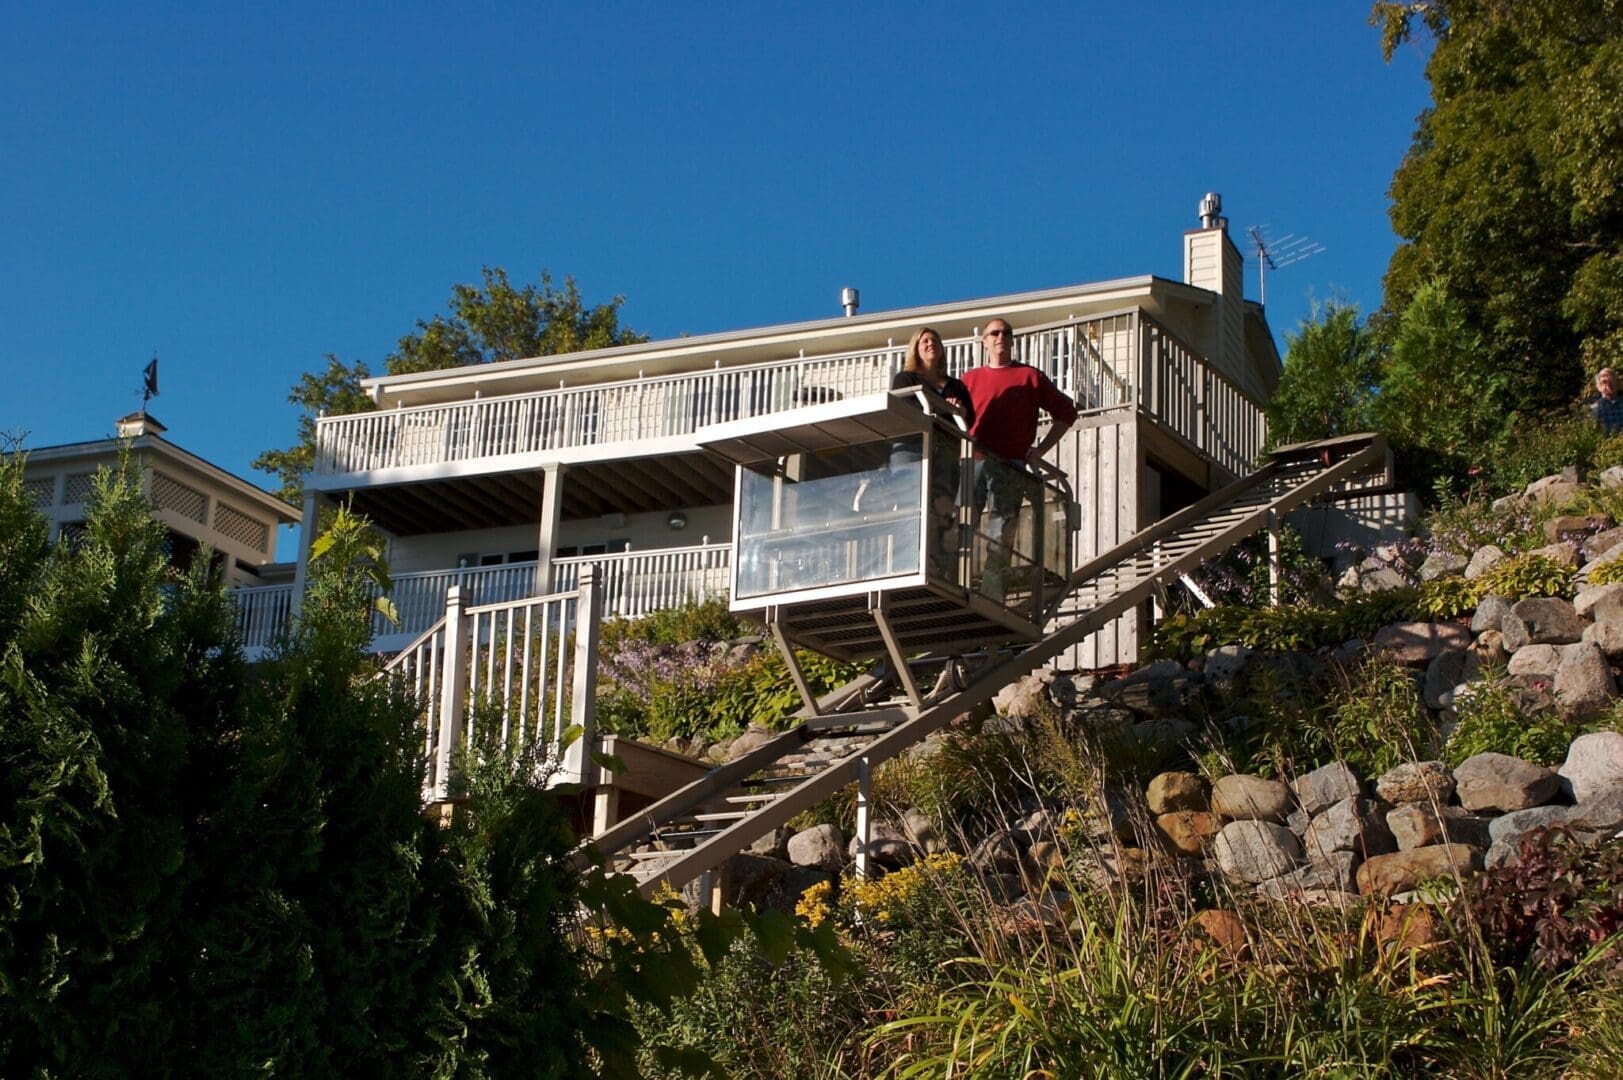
239, 194, 1283, 666
13, 411, 301, 644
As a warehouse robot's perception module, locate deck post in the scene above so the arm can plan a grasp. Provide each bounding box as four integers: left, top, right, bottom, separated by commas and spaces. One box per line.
288, 489, 327, 624
433, 585, 469, 801
854, 755, 873, 879
565, 566, 601, 784
535, 462, 567, 592
1267, 509, 1281, 606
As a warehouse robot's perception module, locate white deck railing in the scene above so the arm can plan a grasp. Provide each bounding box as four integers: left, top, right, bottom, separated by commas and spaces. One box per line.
312, 315, 1264, 479
233, 583, 294, 649
230, 542, 733, 651
384, 569, 602, 801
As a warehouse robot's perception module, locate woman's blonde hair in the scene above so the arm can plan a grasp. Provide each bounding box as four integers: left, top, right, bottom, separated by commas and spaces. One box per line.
904, 326, 946, 376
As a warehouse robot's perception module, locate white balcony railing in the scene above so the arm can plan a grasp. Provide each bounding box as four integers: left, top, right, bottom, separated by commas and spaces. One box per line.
230, 542, 733, 651
312, 315, 1264, 480
385, 571, 602, 801
233, 583, 294, 649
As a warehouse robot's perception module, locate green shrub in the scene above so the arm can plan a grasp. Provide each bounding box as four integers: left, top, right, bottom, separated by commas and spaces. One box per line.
1445, 681, 1577, 767
1589, 553, 1623, 586
1472, 553, 1575, 601
1148, 588, 1418, 661
1416, 574, 1478, 619
1488, 411, 1608, 494
1423, 486, 1540, 561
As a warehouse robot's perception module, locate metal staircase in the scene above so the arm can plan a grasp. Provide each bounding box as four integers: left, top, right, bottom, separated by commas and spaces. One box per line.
578, 434, 1391, 898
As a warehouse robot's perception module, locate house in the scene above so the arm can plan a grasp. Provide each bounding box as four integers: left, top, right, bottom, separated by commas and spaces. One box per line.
13, 411, 301, 644
238, 194, 1283, 667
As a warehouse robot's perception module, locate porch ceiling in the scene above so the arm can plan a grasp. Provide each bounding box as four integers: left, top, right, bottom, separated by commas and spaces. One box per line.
341, 450, 735, 536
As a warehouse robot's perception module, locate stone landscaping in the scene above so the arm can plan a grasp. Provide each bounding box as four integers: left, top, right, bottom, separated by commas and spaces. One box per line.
676, 469, 1623, 921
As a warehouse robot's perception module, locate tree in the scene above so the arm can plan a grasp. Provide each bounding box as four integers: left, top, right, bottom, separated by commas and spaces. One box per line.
1372, 0, 1623, 414
1264, 298, 1380, 447
254, 269, 645, 502
1374, 278, 1510, 484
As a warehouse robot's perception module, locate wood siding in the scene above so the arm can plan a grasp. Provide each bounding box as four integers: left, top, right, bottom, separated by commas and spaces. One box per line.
1049, 413, 1144, 669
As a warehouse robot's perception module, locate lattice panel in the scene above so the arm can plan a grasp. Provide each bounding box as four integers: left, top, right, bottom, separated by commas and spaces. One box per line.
151, 471, 207, 522
214, 501, 269, 552
22, 478, 54, 508
63, 473, 96, 504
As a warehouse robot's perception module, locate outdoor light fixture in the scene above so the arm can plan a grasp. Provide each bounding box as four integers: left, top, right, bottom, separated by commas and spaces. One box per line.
667, 511, 687, 530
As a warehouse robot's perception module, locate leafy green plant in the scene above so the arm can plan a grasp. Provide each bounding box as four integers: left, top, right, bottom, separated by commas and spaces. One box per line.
1471, 553, 1576, 602
1445, 680, 1576, 767
1415, 574, 1477, 619
1318, 656, 1439, 778
1489, 411, 1609, 495
1588, 553, 1623, 586
1148, 588, 1419, 661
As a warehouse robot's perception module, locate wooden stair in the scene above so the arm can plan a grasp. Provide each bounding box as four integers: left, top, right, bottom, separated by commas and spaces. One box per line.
577, 433, 1391, 898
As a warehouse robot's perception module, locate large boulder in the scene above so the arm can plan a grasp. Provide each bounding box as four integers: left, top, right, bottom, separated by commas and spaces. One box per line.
967, 828, 1025, 877
901, 807, 950, 855
849, 820, 916, 868
1465, 545, 1507, 580
1558, 731, 1623, 803
1214, 820, 1302, 884
1553, 641, 1618, 720
1545, 514, 1612, 544
1258, 851, 1360, 898
1583, 527, 1623, 563
1525, 472, 1584, 506
1566, 789, 1623, 839
1304, 797, 1396, 860
1453, 752, 1561, 812
1500, 598, 1586, 651
1153, 811, 1223, 857
1424, 648, 1477, 709
1211, 774, 1293, 822
1507, 643, 1562, 676
787, 823, 846, 873
1471, 595, 1512, 634
1526, 542, 1583, 571
1292, 762, 1362, 816
1099, 659, 1201, 717
1574, 582, 1623, 618
724, 725, 778, 760
682, 853, 791, 910
1386, 803, 1491, 850
1146, 771, 1207, 814
1419, 552, 1468, 581
1372, 622, 1472, 667
1356, 844, 1482, 895
1487, 805, 1571, 848
1375, 761, 1456, 806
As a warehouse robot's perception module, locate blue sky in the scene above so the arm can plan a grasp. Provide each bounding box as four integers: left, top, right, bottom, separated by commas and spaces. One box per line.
3, 1, 1432, 539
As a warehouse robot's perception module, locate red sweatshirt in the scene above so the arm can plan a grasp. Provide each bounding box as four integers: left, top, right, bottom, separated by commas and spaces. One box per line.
960, 362, 1079, 461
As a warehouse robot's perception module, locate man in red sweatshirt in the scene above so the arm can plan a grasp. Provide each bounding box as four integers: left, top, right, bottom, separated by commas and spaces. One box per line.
960, 317, 1078, 603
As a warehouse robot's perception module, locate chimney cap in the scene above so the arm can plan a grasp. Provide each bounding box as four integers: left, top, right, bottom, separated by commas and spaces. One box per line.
1198, 192, 1224, 230
840, 286, 859, 317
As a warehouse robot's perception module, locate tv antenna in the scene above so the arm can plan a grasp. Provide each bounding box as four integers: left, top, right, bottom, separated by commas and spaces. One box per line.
1246, 226, 1323, 306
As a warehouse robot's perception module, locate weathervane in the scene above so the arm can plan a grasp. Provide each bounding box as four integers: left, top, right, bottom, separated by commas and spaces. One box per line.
141, 354, 159, 412
1246, 226, 1324, 306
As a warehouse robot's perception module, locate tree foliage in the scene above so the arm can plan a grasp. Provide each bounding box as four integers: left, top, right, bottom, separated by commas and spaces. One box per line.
1372, 0, 1623, 417
1264, 298, 1380, 447
1375, 278, 1510, 482
0, 450, 591, 1072
254, 268, 645, 501
0, 450, 842, 1075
